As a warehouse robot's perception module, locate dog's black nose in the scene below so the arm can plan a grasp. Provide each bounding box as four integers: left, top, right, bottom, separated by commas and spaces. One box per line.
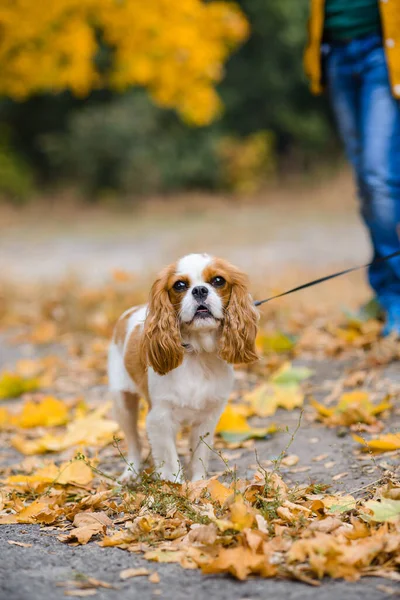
192, 286, 209, 301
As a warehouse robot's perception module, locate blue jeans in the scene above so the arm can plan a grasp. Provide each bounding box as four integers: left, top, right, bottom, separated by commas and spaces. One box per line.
324, 33, 400, 322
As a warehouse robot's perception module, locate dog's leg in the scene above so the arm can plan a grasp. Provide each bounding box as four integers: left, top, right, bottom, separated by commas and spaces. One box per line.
188, 410, 222, 482
114, 391, 142, 481
146, 409, 183, 483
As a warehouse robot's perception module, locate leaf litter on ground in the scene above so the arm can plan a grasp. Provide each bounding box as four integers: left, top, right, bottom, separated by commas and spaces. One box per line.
312, 390, 392, 427
1, 458, 400, 584
1, 274, 400, 585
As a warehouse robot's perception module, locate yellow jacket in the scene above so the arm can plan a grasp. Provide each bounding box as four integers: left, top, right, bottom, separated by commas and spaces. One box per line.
304, 0, 400, 97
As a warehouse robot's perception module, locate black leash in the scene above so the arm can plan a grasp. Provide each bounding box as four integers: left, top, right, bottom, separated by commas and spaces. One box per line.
254, 249, 400, 307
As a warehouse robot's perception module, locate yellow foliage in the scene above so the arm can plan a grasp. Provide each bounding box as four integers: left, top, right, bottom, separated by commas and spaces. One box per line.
12, 402, 118, 455
0, 371, 40, 400
244, 383, 304, 417
5, 460, 93, 490
353, 432, 400, 452
218, 131, 275, 193
0, 0, 248, 125
312, 391, 392, 427
215, 403, 275, 444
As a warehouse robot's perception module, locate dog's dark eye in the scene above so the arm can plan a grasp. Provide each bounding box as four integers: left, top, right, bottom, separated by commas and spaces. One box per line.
173, 280, 188, 292
210, 276, 226, 288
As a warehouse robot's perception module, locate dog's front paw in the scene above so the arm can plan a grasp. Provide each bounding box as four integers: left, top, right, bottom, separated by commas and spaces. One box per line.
190, 471, 206, 482
158, 467, 184, 484
119, 463, 140, 485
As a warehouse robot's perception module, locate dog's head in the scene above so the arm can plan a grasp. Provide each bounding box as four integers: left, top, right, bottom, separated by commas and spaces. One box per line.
141, 253, 259, 375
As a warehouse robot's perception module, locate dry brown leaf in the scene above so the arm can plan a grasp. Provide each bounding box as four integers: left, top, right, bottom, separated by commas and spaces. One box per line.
148, 572, 160, 584
201, 546, 277, 580
73, 512, 112, 528
281, 454, 299, 467
119, 568, 150, 580
206, 480, 232, 504
309, 516, 343, 533
7, 540, 32, 548
187, 524, 217, 546
353, 432, 400, 452
64, 591, 97, 598
332, 472, 348, 481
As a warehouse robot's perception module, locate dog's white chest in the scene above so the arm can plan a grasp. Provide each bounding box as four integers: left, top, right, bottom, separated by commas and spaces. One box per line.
148, 353, 234, 422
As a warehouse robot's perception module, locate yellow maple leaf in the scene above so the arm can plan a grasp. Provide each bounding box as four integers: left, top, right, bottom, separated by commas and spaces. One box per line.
215, 404, 275, 444
207, 479, 232, 505
12, 402, 118, 454
353, 432, 400, 452
364, 498, 400, 522
256, 331, 295, 355
0, 371, 40, 400
18, 396, 69, 428
244, 383, 304, 417
6, 460, 93, 490
312, 391, 391, 427
229, 495, 255, 531
201, 546, 276, 580
0, 499, 60, 525
1, 396, 69, 429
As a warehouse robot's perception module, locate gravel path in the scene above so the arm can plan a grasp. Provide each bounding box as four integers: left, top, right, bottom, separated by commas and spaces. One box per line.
1, 337, 399, 600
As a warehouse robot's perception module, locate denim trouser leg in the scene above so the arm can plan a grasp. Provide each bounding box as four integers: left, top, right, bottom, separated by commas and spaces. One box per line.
325, 35, 400, 316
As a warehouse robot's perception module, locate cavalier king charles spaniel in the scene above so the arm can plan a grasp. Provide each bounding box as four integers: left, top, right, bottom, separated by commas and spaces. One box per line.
108, 253, 258, 483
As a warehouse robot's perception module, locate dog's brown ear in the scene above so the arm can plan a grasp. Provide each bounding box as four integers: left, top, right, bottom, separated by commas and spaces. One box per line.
140, 265, 184, 375
219, 267, 259, 365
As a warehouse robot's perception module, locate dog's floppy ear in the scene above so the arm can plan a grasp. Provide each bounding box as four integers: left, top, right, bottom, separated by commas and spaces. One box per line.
219, 266, 259, 365
140, 264, 184, 375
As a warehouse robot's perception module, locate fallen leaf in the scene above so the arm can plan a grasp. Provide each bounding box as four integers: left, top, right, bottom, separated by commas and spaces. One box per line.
0, 371, 40, 400
85, 578, 115, 589
323, 494, 357, 514
73, 511, 112, 528
148, 572, 160, 584
7, 540, 32, 548
270, 363, 313, 386
244, 383, 304, 417
12, 402, 118, 454
256, 332, 296, 354
6, 460, 93, 490
229, 495, 255, 531
1, 396, 69, 429
215, 404, 275, 444
353, 432, 400, 452
29, 321, 57, 344
59, 513, 111, 545
187, 524, 217, 545
313, 454, 329, 462
365, 498, 400, 523
64, 591, 97, 597
312, 391, 391, 427
201, 547, 276, 580
144, 550, 184, 563
206, 480, 232, 504
281, 454, 299, 467
5, 499, 53, 524
332, 472, 348, 481
120, 568, 150, 580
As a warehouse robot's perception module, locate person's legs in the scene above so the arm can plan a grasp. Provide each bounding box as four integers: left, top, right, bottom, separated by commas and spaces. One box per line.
359, 36, 400, 333
325, 35, 400, 331
324, 42, 385, 311
324, 43, 364, 189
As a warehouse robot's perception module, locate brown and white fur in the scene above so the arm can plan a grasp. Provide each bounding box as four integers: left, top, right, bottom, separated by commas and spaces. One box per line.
108, 253, 258, 483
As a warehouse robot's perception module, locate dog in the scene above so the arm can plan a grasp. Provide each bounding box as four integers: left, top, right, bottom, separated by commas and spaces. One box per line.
108, 253, 258, 482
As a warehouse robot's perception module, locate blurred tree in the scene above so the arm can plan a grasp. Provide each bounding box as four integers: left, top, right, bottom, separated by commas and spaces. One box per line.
41, 92, 222, 194
0, 0, 338, 199
0, 0, 248, 125
220, 0, 335, 165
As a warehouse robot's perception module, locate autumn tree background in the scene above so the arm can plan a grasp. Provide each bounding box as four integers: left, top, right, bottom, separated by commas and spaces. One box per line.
0, 0, 338, 201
